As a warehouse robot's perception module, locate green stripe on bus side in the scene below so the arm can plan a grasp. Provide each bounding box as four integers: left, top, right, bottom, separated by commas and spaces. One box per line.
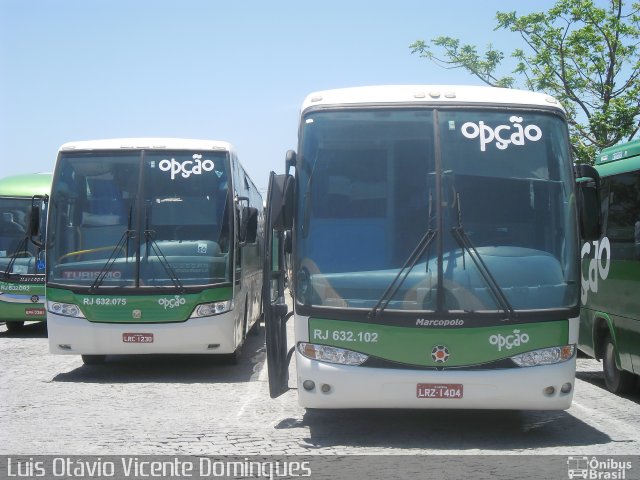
46, 286, 232, 323
308, 318, 569, 367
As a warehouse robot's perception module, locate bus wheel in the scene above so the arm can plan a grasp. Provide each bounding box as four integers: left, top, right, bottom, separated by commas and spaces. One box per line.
81, 355, 106, 365
223, 348, 241, 365
249, 320, 261, 336
5, 321, 24, 333
249, 311, 262, 336
602, 334, 636, 394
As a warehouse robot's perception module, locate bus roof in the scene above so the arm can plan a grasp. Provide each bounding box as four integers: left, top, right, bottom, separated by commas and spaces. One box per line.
593, 138, 640, 177
58, 138, 236, 154
0, 172, 52, 198
301, 85, 565, 113
596, 138, 640, 165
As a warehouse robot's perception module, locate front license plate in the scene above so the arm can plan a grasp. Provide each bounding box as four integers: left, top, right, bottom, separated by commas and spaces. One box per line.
417, 383, 463, 399
122, 333, 154, 343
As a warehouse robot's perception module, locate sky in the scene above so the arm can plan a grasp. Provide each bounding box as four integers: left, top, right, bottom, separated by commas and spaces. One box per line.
0, 0, 562, 196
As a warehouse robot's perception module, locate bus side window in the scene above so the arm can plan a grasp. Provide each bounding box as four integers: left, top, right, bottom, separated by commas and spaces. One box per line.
1, 212, 25, 234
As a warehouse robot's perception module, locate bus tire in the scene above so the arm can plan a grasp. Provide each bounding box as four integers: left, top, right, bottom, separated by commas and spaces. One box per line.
5, 321, 24, 333
223, 348, 241, 365
249, 320, 261, 336
249, 310, 261, 336
81, 355, 106, 365
602, 334, 636, 394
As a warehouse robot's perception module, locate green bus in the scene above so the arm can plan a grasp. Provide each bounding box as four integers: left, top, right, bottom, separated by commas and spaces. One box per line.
0, 173, 51, 332
264, 85, 600, 409
579, 139, 640, 393
43, 138, 263, 364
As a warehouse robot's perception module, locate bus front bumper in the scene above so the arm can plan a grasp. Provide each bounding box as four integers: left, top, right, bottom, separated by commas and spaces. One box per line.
47, 313, 238, 355
295, 353, 576, 410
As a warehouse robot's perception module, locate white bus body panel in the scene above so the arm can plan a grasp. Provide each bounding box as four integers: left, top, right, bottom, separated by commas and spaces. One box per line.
47, 312, 239, 355
295, 354, 575, 410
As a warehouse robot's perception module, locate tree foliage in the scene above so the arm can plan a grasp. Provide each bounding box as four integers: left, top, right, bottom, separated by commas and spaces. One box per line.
410, 0, 640, 163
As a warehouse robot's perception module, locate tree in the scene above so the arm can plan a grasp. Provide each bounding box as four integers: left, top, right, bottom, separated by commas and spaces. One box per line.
410, 0, 640, 164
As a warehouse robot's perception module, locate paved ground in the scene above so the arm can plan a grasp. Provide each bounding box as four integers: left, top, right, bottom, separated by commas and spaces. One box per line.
0, 320, 638, 458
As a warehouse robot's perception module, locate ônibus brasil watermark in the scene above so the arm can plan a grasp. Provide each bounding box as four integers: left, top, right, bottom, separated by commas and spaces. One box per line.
567, 456, 633, 479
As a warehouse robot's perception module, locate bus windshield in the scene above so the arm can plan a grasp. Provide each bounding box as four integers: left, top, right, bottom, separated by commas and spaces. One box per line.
0, 196, 46, 277
295, 108, 578, 315
47, 150, 231, 289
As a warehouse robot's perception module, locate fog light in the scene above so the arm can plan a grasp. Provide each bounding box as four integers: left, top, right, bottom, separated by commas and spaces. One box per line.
58, 344, 72, 350
321, 383, 331, 393
302, 380, 315, 391
560, 382, 572, 394
543, 386, 555, 396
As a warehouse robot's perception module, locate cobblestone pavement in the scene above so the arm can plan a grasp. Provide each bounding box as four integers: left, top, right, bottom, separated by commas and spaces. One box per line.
0, 321, 638, 456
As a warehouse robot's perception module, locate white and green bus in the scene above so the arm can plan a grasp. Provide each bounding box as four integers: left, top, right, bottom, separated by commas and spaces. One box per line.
43, 138, 263, 364
264, 85, 600, 409
579, 139, 640, 394
0, 173, 51, 332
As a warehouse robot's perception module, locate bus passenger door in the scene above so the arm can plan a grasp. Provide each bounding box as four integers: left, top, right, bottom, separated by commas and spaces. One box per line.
263, 171, 293, 398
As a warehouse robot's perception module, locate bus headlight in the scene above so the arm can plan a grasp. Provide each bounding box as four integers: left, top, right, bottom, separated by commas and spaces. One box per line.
47, 301, 85, 318
511, 344, 575, 367
191, 300, 233, 318
298, 342, 368, 366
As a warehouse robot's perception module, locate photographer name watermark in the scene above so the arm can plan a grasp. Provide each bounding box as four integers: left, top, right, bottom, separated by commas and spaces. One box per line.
4, 457, 311, 480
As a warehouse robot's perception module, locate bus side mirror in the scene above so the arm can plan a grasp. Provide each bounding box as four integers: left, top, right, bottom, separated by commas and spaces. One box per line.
240, 206, 258, 245
575, 164, 601, 241
28, 205, 41, 238
285, 150, 297, 174
269, 173, 294, 231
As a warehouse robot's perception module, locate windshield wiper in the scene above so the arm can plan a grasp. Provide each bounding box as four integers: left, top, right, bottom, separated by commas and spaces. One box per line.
450, 192, 514, 319
3, 236, 30, 277
143, 231, 184, 291
369, 191, 437, 320
143, 207, 184, 291
90, 229, 135, 291
369, 228, 437, 320
90, 206, 134, 291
